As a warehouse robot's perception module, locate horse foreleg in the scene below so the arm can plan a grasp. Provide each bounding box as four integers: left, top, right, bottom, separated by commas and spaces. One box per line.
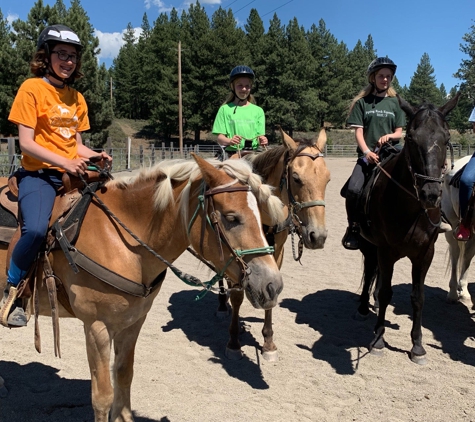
110, 316, 147, 422
445, 232, 467, 303
84, 321, 114, 422
370, 253, 394, 355
226, 289, 244, 360
409, 252, 433, 365
261, 309, 277, 361
456, 240, 475, 305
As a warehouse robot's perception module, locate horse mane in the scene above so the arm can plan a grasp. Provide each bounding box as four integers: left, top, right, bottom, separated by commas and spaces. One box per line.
108, 157, 284, 226
247, 138, 317, 179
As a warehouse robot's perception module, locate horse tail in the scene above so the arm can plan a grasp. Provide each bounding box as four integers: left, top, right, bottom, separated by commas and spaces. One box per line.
358, 238, 379, 298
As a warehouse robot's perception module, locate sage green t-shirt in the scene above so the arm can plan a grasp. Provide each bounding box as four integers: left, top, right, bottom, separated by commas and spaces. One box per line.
212, 102, 265, 151
347, 95, 406, 156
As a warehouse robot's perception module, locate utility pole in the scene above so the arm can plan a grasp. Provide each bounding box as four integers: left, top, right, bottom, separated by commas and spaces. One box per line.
178, 41, 183, 155
110, 77, 113, 116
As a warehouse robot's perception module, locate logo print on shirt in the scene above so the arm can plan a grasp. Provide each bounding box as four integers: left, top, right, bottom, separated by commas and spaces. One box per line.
49, 105, 78, 139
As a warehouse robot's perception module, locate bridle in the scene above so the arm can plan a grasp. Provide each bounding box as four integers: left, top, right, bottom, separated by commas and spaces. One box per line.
187, 180, 274, 290
280, 150, 326, 260
403, 109, 451, 203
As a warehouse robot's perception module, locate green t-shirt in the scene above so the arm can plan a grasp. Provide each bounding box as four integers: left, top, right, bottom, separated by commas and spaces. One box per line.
212, 102, 265, 151
347, 95, 406, 156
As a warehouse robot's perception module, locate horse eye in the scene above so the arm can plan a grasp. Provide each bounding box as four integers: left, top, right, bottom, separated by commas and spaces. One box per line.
292, 174, 302, 184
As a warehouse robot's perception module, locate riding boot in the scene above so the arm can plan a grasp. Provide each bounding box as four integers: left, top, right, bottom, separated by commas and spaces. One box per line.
342, 222, 360, 250
0, 283, 27, 328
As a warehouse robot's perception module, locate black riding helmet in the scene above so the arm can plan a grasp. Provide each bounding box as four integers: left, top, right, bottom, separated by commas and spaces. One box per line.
367, 57, 397, 81
37, 24, 83, 84
229, 65, 255, 104
229, 65, 255, 83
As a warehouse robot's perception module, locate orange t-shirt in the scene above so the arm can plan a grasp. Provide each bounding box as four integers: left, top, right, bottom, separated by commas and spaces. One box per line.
8, 77, 90, 171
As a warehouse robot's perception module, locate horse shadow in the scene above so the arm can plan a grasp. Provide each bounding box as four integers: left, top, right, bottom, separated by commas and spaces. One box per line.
0, 360, 166, 422
390, 282, 475, 367
280, 282, 475, 374
161, 289, 270, 390
280, 289, 376, 375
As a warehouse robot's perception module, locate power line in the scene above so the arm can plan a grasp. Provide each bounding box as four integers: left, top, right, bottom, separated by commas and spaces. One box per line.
234, 0, 257, 14
261, 0, 294, 18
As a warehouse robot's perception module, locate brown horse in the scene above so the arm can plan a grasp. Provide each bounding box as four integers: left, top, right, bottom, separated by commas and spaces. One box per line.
221, 128, 330, 361
0, 154, 284, 421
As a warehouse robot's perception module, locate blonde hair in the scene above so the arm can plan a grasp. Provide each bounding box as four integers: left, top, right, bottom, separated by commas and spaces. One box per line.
348, 69, 397, 114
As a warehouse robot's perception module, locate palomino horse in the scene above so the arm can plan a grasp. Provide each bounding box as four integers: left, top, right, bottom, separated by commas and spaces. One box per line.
441, 154, 475, 306
220, 128, 330, 361
356, 94, 460, 364
0, 154, 284, 422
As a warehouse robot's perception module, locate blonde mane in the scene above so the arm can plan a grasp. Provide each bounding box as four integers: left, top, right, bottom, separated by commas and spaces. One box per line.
107, 158, 285, 226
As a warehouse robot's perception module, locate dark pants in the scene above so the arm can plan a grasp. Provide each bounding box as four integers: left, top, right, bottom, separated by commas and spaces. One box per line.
345, 158, 372, 223
8, 169, 62, 285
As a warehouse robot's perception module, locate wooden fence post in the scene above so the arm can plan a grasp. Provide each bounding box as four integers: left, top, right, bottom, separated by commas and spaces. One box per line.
126, 137, 131, 170
151, 145, 155, 166
140, 145, 143, 167
162, 142, 166, 160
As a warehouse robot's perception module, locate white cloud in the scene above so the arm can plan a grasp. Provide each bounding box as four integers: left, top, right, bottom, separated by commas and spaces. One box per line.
144, 0, 173, 13
95, 27, 143, 62
199, 0, 222, 4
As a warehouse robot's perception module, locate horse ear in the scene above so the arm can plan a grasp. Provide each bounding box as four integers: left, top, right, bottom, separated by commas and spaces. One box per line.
397, 95, 414, 119
315, 127, 327, 151
438, 91, 461, 117
279, 126, 297, 152
191, 153, 225, 187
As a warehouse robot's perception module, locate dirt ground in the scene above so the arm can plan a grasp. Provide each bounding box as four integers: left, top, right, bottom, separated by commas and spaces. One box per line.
1, 157, 475, 422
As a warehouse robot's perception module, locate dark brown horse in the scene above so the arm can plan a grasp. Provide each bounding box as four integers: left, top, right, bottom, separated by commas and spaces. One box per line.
356, 94, 460, 364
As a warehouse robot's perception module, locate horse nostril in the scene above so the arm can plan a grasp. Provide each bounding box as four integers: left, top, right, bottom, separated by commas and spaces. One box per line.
266, 282, 277, 300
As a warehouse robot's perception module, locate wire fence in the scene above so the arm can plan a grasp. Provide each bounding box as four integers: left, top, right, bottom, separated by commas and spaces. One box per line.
0, 137, 471, 176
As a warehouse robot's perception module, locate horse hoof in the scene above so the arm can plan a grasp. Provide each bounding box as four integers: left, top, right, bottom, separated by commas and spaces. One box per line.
369, 347, 384, 356
225, 347, 243, 360
411, 353, 427, 365
353, 311, 369, 321
262, 350, 278, 362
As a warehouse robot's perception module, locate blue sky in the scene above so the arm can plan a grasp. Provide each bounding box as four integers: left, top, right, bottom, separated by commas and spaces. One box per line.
4, 0, 474, 91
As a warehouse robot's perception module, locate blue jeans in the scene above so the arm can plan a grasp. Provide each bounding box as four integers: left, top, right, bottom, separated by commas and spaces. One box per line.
8, 169, 63, 286
459, 153, 475, 219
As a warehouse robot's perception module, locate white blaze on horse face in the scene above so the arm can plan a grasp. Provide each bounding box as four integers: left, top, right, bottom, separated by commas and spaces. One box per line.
247, 191, 268, 246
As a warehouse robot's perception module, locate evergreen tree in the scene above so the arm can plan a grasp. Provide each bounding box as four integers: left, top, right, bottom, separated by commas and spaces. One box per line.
147, 13, 179, 140
307, 20, 351, 128
0, 10, 18, 135
259, 14, 287, 139
406, 53, 444, 106
455, 21, 475, 132
111, 23, 140, 119
244, 9, 266, 109
347, 36, 376, 98
280, 17, 318, 133
180, 2, 220, 142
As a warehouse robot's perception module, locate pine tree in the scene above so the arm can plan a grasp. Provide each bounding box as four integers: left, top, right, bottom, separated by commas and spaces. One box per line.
406, 53, 444, 106
307, 20, 351, 128
111, 23, 140, 119
0, 10, 18, 135
347, 36, 376, 98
